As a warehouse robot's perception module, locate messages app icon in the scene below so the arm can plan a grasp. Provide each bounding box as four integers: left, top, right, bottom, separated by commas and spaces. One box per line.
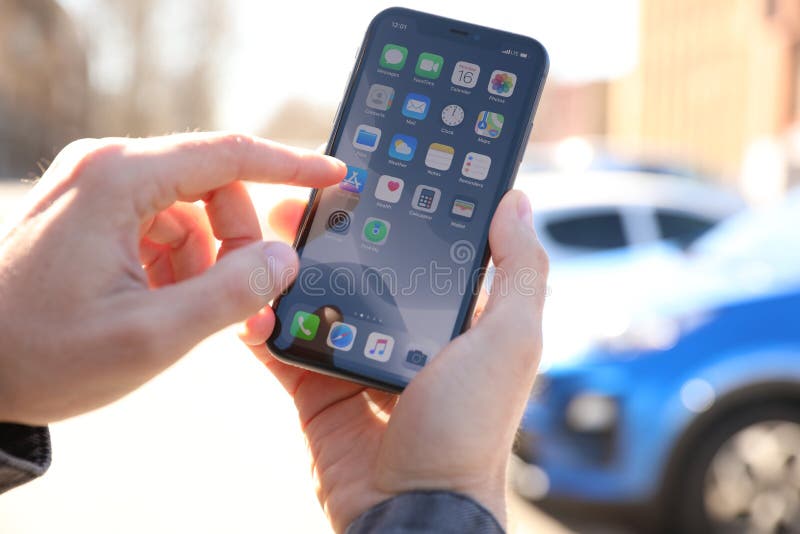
380, 44, 408, 70
388, 134, 417, 161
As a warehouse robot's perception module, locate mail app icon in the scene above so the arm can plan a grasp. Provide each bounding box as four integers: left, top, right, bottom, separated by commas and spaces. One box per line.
402, 93, 431, 120
340, 165, 368, 194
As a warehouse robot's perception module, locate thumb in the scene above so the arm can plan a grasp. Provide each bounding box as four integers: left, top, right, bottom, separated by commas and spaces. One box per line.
145, 241, 298, 351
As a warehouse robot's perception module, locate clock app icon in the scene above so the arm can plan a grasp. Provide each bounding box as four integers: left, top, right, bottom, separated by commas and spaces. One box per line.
441, 104, 465, 127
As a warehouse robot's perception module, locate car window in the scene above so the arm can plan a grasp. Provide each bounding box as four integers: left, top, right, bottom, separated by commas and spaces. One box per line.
656, 210, 715, 247
544, 212, 627, 250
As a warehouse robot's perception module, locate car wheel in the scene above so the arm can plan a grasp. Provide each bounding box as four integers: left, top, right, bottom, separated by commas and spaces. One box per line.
673, 404, 800, 533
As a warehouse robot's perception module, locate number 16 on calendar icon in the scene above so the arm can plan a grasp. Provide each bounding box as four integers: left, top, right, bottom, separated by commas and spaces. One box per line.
364, 332, 395, 362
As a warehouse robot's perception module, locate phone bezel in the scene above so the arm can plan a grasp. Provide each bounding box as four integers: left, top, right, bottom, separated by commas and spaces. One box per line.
266, 7, 549, 393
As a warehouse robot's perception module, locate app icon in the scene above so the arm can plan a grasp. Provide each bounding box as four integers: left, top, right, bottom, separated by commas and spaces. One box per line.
380, 44, 408, 70
462, 152, 491, 180
415, 52, 444, 79
406, 349, 428, 367
488, 70, 517, 97
375, 175, 404, 203
290, 311, 320, 341
388, 134, 417, 161
475, 111, 504, 138
362, 217, 390, 245
327, 321, 357, 351
441, 104, 465, 127
340, 165, 368, 193
451, 198, 476, 220
402, 93, 430, 120
451, 61, 480, 88
366, 84, 394, 110
425, 143, 455, 171
353, 124, 381, 152
364, 332, 395, 362
326, 210, 352, 234
412, 184, 442, 213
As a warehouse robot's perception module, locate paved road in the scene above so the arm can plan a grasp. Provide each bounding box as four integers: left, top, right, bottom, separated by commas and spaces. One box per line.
0, 181, 577, 533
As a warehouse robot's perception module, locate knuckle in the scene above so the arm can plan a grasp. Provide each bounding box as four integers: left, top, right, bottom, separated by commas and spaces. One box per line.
67, 140, 127, 187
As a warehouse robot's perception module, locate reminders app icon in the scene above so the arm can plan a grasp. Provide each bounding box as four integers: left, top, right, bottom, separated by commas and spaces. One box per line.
462, 152, 491, 180
353, 125, 381, 152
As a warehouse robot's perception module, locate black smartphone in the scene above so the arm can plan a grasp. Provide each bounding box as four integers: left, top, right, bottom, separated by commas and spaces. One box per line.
267, 7, 548, 392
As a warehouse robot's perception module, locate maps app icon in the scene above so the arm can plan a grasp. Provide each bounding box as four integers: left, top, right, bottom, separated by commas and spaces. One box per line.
340, 165, 367, 194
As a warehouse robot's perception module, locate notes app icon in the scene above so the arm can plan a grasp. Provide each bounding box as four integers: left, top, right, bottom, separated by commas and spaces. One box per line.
364, 332, 395, 362
425, 143, 455, 171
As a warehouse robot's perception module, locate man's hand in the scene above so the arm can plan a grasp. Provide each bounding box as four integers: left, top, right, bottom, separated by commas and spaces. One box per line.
243, 190, 548, 532
0, 133, 345, 425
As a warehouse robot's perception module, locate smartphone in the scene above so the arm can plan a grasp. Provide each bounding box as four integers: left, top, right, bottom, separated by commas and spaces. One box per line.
267, 7, 548, 392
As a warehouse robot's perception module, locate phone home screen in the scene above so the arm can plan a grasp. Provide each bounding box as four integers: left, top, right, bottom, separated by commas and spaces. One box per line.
269, 11, 546, 390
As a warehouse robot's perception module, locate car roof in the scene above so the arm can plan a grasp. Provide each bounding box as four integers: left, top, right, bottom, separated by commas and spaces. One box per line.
514, 170, 745, 218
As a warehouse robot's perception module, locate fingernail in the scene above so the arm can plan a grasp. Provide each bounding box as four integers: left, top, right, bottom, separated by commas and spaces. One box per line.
517, 194, 533, 227
326, 155, 347, 171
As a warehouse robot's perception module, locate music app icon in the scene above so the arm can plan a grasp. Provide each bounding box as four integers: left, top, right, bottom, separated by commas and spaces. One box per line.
363, 332, 395, 362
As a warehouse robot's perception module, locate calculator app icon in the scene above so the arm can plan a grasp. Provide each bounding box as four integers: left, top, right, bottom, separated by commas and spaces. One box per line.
411, 185, 441, 213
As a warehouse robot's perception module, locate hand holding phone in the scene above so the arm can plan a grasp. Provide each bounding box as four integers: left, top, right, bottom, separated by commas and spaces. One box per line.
268, 8, 549, 391
242, 189, 548, 530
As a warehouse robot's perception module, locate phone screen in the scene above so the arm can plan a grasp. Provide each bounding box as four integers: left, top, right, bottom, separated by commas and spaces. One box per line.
269, 8, 547, 390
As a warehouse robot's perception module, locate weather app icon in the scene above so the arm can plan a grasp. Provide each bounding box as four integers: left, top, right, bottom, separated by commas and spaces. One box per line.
388, 134, 417, 161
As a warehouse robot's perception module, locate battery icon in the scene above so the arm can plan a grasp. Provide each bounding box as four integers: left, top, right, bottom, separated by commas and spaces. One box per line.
520, 52, 528, 58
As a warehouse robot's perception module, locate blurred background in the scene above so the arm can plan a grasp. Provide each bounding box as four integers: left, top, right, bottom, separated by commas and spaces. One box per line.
1, 0, 800, 533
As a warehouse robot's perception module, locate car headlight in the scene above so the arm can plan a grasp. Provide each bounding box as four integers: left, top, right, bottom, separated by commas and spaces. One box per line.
565, 393, 618, 432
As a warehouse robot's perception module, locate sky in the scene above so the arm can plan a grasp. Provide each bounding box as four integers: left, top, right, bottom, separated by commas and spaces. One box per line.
58, 0, 639, 132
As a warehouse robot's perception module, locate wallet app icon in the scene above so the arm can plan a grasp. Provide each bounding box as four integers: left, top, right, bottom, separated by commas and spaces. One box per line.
402, 93, 430, 120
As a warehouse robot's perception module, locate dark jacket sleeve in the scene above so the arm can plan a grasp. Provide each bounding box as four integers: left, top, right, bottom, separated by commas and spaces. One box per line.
346, 490, 504, 533
0, 423, 51, 493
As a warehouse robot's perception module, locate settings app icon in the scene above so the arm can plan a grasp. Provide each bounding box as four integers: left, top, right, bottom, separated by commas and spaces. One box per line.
326, 210, 352, 234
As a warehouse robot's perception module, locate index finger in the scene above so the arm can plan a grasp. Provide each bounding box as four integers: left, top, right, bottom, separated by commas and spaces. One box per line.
120, 132, 345, 215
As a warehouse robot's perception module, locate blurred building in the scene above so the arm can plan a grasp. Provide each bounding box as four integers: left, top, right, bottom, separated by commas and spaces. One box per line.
608, 0, 800, 182
0, 0, 88, 179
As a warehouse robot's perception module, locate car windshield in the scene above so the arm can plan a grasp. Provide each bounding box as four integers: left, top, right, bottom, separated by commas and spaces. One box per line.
687, 188, 800, 290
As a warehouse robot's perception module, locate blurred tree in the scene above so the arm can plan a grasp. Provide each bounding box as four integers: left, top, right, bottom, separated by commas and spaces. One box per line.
75, 0, 228, 136
259, 97, 337, 148
0, 0, 88, 179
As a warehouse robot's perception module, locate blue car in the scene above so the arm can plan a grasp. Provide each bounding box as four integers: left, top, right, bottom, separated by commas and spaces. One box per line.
515, 191, 800, 533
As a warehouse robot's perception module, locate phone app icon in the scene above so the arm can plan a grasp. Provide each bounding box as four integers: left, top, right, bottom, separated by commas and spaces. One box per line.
425, 143, 455, 171
340, 165, 368, 193
353, 124, 381, 152
488, 70, 517, 97
451, 198, 476, 220
415, 52, 444, 79
290, 311, 320, 341
412, 184, 442, 213
366, 84, 395, 111
451, 61, 480, 88
402, 93, 430, 120
475, 111, 504, 138
462, 152, 491, 180
364, 332, 395, 362
388, 134, 417, 161
380, 44, 408, 70
327, 321, 357, 351
326, 210, 352, 234
362, 217, 390, 245
375, 175, 404, 203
